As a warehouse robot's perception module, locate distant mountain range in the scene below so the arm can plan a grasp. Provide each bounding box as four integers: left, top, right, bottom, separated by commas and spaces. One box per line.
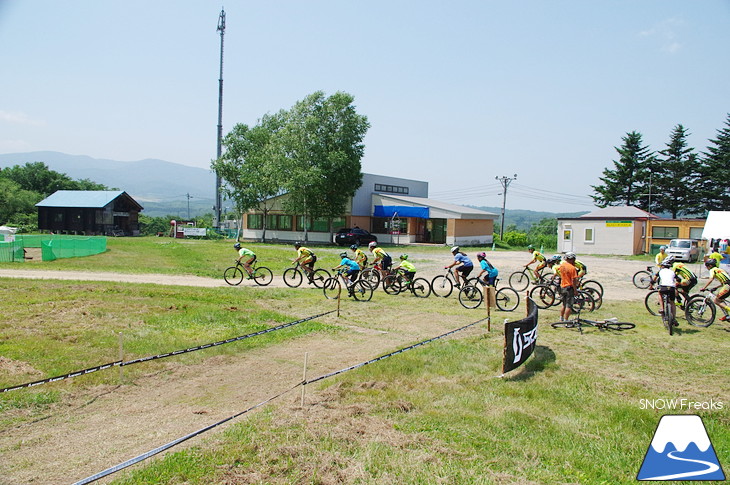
0, 151, 589, 224
0, 151, 217, 217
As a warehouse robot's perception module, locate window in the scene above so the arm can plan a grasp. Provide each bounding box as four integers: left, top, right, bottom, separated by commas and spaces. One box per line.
296, 216, 343, 232
584, 227, 594, 243
689, 227, 704, 239
372, 217, 408, 234
247, 213, 263, 230
374, 183, 409, 195
265, 214, 293, 231
652, 226, 679, 239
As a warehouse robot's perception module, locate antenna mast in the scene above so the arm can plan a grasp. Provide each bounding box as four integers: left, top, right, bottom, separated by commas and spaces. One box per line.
214, 8, 226, 230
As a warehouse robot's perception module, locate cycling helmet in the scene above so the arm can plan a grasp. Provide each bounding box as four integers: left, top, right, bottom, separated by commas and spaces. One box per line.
705, 258, 718, 268
350, 244, 358, 251
659, 245, 667, 251
451, 246, 460, 254
233, 243, 241, 250
368, 241, 377, 248
400, 254, 408, 260
660, 256, 675, 268
550, 255, 562, 263
294, 241, 302, 249
527, 244, 534, 251
339, 252, 348, 258
564, 252, 576, 260
476, 252, 486, 259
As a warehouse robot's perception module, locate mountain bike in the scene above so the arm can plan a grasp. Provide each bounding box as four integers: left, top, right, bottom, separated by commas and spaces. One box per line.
659, 289, 677, 336
508, 266, 549, 291
322, 268, 374, 302
633, 266, 657, 289
360, 262, 387, 288
382, 269, 431, 298
644, 289, 687, 317
458, 278, 519, 311
223, 259, 273, 286
282, 261, 330, 288
430, 267, 463, 298
684, 287, 725, 327
551, 316, 635, 333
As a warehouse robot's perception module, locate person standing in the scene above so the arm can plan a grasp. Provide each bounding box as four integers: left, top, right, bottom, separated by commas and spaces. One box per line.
557, 252, 579, 322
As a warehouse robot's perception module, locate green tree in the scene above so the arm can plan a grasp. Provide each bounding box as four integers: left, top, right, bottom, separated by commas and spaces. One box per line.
279, 91, 370, 239
651, 124, 697, 218
212, 112, 287, 242
592, 131, 655, 210
0, 162, 111, 196
0, 178, 39, 225
695, 113, 730, 212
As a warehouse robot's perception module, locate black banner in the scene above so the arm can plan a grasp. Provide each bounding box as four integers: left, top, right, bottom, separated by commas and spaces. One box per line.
502, 298, 538, 374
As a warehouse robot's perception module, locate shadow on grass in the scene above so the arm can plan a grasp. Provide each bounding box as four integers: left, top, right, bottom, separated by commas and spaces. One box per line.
504, 345, 555, 382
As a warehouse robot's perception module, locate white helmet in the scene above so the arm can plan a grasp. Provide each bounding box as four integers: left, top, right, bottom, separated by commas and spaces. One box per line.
368, 241, 377, 248
564, 252, 576, 260
451, 246, 460, 254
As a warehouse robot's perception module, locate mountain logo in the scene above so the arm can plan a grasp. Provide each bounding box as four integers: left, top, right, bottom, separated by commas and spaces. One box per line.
637, 415, 725, 481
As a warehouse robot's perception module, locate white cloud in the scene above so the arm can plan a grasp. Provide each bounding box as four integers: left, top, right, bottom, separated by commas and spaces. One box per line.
0, 139, 34, 152
639, 17, 685, 54
0, 110, 45, 126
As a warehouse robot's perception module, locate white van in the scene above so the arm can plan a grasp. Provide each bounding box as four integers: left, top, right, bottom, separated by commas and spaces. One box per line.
666, 239, 700, 262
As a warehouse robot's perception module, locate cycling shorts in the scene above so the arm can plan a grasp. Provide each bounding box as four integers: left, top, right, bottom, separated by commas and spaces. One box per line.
458, 265, 474, 276
346, 269, 360, 280
716, 284, 730, 301
659, 285, 676, 302
677, 276, 697, 292
381, 255, 393, 270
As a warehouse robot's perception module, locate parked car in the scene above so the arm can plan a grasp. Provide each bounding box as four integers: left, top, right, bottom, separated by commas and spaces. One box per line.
334, 228, 378, 246
666, 238, 700, 262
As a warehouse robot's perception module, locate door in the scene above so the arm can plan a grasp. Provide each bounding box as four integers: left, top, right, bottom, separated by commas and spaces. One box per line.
562, 226, 573, 252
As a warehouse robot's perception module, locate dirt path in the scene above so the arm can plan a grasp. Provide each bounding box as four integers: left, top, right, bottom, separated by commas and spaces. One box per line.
0, 253, 696, 484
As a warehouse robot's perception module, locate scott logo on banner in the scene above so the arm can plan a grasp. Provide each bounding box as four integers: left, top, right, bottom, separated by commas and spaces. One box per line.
637, 415, 725, 481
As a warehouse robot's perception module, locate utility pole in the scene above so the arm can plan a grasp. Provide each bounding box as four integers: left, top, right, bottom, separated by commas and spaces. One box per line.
495, 174, 517, 240
214, 8, 226, 231
186, 193, 192, 220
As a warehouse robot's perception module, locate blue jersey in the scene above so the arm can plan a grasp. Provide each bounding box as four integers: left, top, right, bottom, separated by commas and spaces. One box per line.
454, 253, 473, 268
340, 257, 360, 271
480, 259, 498, 277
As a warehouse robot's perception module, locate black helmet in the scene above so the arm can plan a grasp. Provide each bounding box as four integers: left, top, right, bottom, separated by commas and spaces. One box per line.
350, 244, 358, 251
705, 258, 718, 268
233, 243, 241, 250
339, 252, 348, 258
294, 241, 302, 248
661, 256, 675, 268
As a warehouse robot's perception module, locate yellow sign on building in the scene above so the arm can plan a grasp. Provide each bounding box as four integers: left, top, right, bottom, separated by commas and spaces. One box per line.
606, 221, 632, 227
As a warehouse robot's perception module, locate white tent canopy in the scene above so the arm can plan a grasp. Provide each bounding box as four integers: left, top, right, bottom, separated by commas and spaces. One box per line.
701, 211, 730, 241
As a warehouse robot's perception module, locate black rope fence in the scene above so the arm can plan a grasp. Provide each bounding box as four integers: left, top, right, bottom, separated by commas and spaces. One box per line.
71, 315, 491, 484
1, 310, 335, 393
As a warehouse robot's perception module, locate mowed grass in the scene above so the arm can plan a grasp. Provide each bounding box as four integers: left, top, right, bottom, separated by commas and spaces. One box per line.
109, 299, 729, 485
0, 239, 728, 484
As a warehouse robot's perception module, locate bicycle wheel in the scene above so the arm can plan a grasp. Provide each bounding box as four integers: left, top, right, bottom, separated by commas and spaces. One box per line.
581, 280, 604, 297
644, 290, 661, 316
283, 267, 303, 288
572, 290, 595, 313
604, 322, 636, 331
632, 270, 653, 289
583, 287, 603, 311
310, 269, 330, 289
410, 277, 432, 298
252, 266, 273, 286
223, 266, 244, 286
496, 287, 520, 312
351, 280, 374, 302
684, 295, 716, 327
551, 321, 580, 330
430, 275, 454, 298
458, 285, 483, 309
662, 293, 674, 336
509, 270, 530, 291
383, 275, 403, 295
322, 277, 341, 299
529, 285, 555, 309
360, 268, 381, 288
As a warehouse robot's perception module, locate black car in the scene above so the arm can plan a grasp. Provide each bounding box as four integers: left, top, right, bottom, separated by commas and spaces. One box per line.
334, 228, 378, 246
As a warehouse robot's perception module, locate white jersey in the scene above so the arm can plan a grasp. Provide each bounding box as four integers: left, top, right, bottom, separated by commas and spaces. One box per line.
657, 267, 676, 287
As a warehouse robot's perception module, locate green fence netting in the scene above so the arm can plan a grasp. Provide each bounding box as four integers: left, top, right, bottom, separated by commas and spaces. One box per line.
0, 241, 23, 262
0, 235, 107, 262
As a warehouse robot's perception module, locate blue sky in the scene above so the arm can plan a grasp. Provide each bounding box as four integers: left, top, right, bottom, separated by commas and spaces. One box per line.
1, 1, 728, 212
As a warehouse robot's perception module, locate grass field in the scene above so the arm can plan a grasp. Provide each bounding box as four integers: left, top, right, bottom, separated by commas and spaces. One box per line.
0, 238, 727, 484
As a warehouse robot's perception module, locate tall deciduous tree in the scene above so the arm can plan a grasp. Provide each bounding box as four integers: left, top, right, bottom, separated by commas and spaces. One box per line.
278, 91, 370, 240
592, 131, 655, 210
212, 111, 286, 242
0, 162, 110, 196
652, 124, 697, 218
695, 113, 730, 212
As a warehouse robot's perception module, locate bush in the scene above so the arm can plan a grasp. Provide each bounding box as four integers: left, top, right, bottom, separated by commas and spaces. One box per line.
503, 231, 528, 247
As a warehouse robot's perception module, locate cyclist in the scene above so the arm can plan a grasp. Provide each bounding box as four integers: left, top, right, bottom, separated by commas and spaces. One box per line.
293, 241, 317, 283
233, 243, 256, 278
657, 256, 679, 327
333, 251, 360, 290
546, 255, 563, 285
557, 252, 579, 322
475, 252, 498, 286
524, 245, 546, 282
672, 259, 698, 304
655, 246, 668, 267
699, 259, 730, 321
445, 246, 473, 288
368, 241, 392, 275
573, 258, 587, 279
350, 244, 368, 269
393, 254, 416, 284
705, 248, 724, 269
